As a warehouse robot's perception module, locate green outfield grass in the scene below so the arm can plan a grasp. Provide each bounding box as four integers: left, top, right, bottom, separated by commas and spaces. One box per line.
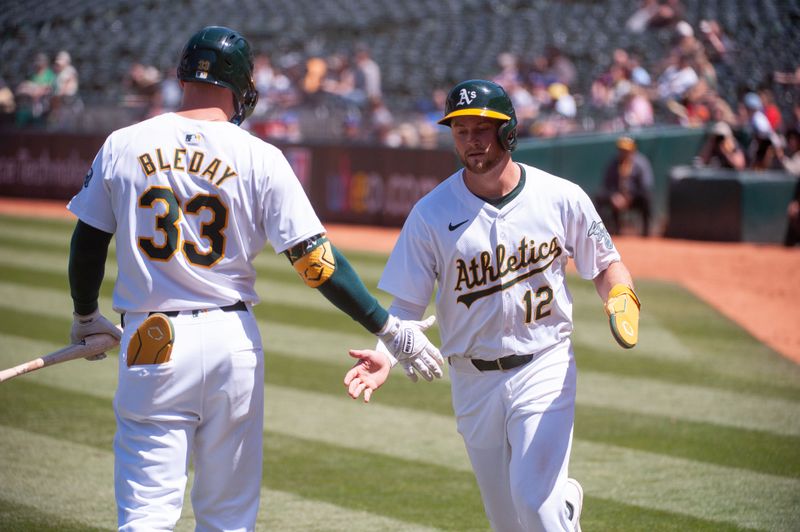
0, 213, 798, 531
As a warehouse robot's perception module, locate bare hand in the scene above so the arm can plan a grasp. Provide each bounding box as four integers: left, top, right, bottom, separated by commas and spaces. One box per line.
344, 349, 392, 403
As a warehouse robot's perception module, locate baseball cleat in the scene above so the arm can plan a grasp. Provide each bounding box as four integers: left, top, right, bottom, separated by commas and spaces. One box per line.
565, 477, 583, 532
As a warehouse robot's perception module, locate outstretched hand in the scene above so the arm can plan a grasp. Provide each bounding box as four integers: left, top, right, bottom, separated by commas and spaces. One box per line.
344, 349, 392, 403
376, 315, 444, 382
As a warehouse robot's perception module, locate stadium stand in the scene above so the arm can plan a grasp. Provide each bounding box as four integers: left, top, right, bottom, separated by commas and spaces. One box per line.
1, 0, 798, 142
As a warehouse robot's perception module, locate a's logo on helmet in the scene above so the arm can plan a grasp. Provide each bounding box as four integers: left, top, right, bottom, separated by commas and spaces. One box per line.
457, 89, 477, 106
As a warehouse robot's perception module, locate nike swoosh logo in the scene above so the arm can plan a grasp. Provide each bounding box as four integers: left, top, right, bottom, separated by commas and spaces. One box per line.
448, 219, 469, 231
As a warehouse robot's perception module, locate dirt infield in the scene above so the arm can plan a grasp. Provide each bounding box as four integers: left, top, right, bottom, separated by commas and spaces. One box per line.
2, 197, 798, 363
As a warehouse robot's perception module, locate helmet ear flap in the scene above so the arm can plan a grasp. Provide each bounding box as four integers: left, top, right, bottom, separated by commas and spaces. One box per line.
498, 120, 517, 151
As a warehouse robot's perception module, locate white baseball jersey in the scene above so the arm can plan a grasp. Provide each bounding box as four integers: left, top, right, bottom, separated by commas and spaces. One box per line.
68, 112, 324, 313
379, 163, 620, 359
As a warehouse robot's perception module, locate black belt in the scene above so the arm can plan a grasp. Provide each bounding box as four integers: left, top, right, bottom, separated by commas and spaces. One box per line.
471, 354, 534, 372
122, 301, 247, 326
154, 300, 247, 317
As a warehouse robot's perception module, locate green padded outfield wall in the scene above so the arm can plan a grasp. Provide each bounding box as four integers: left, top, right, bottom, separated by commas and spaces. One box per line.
665, 166, 797, 243
513, 126, 707, 235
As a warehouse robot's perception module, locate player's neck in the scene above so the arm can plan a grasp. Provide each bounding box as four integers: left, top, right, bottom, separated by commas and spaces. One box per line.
463, 156, 519, 200
177, 84, 235, 122
175, 107, 231, 122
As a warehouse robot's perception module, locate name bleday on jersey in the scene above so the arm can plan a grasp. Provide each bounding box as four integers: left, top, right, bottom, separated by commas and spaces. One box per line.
137, 147, 238, 187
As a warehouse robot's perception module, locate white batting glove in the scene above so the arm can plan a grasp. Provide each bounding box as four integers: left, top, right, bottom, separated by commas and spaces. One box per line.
376, 315, 444, 382
71, 309, 122, 361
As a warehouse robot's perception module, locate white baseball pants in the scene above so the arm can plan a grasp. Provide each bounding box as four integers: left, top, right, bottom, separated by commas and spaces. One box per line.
114, 306, 264, 532
449, 340, 577, 532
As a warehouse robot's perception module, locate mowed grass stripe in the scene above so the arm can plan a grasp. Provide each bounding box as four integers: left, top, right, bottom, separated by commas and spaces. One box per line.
576, 348, 800, 402
0, 213, 74, 232
0, 382, 475, 530
7, 284, 788, 445
0, 427, 115, 529
1, 357, 797, 529
0, 427, 445, 532
577, 371, 800, 436
570, 440, 800, 531
0, 498, 108, 532
0, 216, 75, 245
580, 495, 752, 532
3, 337, 796, 482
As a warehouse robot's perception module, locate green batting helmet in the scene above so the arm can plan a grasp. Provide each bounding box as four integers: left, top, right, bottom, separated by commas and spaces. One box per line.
177, 26, 259, 125
438, 79, 518, 151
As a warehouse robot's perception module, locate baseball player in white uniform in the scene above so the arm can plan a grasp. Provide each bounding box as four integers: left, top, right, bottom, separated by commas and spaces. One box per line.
346, 79, 641, 531
67, 26, 442, 532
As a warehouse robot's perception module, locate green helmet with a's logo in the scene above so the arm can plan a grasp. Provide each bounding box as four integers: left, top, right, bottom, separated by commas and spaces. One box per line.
438, 79, 518, 151
177, 26, 259, 125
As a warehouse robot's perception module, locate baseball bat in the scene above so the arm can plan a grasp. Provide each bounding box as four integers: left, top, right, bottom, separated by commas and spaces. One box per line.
0, 333, 120, 383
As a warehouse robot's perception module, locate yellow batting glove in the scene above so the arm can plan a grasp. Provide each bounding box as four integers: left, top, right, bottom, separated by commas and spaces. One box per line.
604, 284, 641, 349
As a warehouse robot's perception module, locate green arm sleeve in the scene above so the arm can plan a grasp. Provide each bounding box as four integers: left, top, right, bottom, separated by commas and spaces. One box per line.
69, 220, 113, 315
316, 245, 389, 334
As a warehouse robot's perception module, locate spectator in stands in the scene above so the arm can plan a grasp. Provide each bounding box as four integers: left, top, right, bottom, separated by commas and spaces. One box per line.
699, 19, 734, 67
505, 77, 539, 131
656, 51, 699, 102
758, 88, 783, 132
697, 121, 746, 170
365, 96, 393, 145
741, 91, 781, 169
784, 175, 800, 247
595, 136, 654, 236
779, 129, 800, 246
622, 85, 655, 128
354, 44, 381, 103
492, 52, 521, 87
301, 56, 328, 105
545, 46, 577, 87
549, 82, 577, 119
647, 0, 685, 29
122, 62, 162, 119
15, 52, 56, 125
778, 129, 800, 176
626, 0, 659, 33
671, 21, 702, 58
49, 51, 81, 128
708, 93, 738, 126
323, 53, 361, 107
158, 68, 182, 113
254, 54, 297, 113
0, 76, 15, 124
628, 52, 653, 87
666, 78, 711, 127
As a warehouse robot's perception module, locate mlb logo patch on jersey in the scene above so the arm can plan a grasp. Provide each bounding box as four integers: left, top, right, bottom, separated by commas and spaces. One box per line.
185, 133, 204, 144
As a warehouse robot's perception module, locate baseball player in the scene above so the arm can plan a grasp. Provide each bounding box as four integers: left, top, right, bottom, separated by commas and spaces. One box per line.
66, 26, 442, 531
346, 79, 641, 531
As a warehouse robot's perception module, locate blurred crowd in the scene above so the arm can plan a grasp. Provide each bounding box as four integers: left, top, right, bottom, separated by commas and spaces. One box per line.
2, 0, 799, 177
1, 50, 81, 129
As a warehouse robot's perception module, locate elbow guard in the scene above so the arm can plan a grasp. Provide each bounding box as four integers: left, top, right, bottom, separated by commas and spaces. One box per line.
285, 234, 336, 288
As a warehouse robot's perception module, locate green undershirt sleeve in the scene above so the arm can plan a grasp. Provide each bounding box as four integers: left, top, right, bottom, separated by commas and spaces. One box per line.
69, 220, 113, 315
316, 245, 389, 334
